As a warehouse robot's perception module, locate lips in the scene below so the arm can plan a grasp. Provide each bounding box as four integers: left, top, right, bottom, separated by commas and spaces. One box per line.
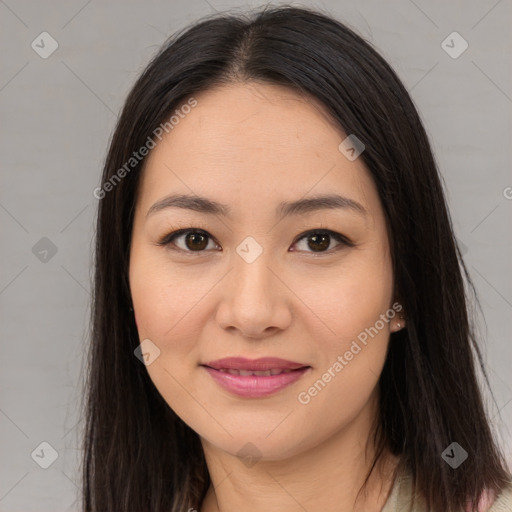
216, 368, 295, 376
202, 356, 308, 371
201, 357, 311, 398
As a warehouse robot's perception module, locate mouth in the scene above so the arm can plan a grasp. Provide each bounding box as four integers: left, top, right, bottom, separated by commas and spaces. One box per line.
208, 368, 299, 376
200, 357, 311, 398
202, 356, 308, 371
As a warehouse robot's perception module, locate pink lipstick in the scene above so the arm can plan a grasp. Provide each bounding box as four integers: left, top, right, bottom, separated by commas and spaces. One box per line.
201, 357, 311, 398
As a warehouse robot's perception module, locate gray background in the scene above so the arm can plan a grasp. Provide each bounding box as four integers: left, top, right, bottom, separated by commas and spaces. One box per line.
1, 0, 511, 509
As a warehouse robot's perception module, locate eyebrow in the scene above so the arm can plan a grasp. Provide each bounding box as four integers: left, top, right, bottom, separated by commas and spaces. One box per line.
146, 193, 367, 220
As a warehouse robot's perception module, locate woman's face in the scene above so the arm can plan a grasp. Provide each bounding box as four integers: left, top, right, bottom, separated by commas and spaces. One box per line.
129, 82, 400, 461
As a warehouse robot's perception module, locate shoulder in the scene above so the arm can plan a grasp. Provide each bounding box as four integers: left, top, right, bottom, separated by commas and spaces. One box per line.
487, 481, 512, 511
381, 468, 424, 512
382, 468, 512, 512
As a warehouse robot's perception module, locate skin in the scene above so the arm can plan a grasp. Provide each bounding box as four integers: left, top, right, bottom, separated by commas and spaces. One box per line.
129, 82, 405, 512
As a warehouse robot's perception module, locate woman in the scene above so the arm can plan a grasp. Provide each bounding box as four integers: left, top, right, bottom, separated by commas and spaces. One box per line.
83, 5, 512, 511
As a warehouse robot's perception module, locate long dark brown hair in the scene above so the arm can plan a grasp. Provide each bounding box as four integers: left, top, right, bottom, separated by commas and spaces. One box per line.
81, 5, 511, 511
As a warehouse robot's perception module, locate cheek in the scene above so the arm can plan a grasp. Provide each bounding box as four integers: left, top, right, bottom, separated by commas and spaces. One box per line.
303, 257, 394, 390
311, 262, 392, 336
130, 259, 209, 355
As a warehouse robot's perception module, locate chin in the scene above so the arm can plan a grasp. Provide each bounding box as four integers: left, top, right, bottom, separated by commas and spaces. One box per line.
198, 424, 316, 463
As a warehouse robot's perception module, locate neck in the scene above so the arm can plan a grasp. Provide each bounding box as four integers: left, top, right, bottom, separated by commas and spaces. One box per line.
199, 393, 400, 512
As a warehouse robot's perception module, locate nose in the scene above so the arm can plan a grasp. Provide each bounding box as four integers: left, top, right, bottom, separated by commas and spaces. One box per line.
215, 251, 292, 340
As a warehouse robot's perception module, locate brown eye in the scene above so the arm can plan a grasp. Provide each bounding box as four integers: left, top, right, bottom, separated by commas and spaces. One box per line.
158, 228, 352, 256
159, 229, 219, 253
291, 230, 352, 254
183, 232, 209, 251
306, 233, 330, 252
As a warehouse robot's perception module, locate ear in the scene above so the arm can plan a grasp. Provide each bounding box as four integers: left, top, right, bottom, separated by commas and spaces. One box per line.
390, 301, 405, 333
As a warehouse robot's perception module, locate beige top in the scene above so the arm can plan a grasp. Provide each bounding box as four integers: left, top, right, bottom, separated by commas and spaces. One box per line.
381, 468, 512, 512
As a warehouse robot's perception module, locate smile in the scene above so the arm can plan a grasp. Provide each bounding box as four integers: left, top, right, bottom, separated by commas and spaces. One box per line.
216, 368, 295, 376
201, 357, 311, 398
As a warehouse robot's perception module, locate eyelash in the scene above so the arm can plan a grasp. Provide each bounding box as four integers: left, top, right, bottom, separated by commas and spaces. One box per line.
156, 225, 354, 257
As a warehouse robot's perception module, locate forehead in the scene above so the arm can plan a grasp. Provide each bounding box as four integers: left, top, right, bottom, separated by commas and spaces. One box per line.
137, 82, 378, 219
159, 83, 344, 165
